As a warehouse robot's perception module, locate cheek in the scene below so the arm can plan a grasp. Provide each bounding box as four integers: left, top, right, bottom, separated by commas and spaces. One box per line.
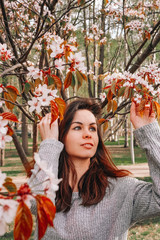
64, 133, 76, 154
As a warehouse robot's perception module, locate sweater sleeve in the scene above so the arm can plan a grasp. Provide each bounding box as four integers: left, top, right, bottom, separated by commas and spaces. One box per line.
28, 138, 64, 203
131, 121, 160, 224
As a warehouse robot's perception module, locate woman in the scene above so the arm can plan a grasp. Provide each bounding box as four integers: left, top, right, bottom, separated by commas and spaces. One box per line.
30, 98, 160, 240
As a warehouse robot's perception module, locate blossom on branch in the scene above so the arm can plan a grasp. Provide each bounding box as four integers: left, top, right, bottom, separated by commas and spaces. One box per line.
0, 44, 13, 61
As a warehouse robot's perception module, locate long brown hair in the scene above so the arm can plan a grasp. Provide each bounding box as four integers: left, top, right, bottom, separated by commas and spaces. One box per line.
56, 98, 130, 212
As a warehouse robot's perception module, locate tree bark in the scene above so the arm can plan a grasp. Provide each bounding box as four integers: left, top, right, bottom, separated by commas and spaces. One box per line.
98, 0, 105, 95
83, 8, 93, 97
0, 150, 5, 166
33, 122, 38, 154
12, 132, 30, 173
22, 112, 29, 155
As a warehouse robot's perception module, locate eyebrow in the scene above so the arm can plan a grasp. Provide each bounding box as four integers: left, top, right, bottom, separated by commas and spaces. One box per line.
71, 121, 97, 125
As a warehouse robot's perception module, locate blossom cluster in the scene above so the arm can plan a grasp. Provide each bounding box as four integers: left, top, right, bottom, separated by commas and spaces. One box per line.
0, 44, 13, 62
103, 64, 160, 104
0, 116, 12, 149
85, 24, 106, 44
0, 152, 61, 237
48, 34, 86, 73
28, 84, 58, 113
30, 153, 61, 202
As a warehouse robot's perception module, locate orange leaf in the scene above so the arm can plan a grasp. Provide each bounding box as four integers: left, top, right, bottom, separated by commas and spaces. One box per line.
111, 82, 116, 95
154, 101, 160, 119
55, 98, 66, 121
103, 121, 108, 132
14, 201, 33, 240
6, 85, 19, 95
107, 100, 112, 112
38, 195, 56, 227
124, 86, 130, 99
36, 195, 56, 239
98, 118, 106, 124
64, 71, 72, 90
76, 70, 87, 90
51, 75, 62, 90
107, 89, 113, 101
50, 100, 59, 125
7, 126, 14, 136
112, 100, 117, 113
4, 86, 19, 110
0, 112, 19, 122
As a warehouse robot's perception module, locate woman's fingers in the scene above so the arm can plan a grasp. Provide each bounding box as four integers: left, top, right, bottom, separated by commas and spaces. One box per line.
38, 114, 59, 140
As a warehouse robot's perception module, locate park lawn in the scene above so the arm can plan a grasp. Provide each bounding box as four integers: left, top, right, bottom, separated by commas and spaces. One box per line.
1, 141, 160, 239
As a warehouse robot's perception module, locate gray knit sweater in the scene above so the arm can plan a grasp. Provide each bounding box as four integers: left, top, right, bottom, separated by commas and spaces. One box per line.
29, 121, 160, 240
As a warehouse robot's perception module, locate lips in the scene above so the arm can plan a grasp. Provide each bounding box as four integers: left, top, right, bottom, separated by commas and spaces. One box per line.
81, 143, 93, 149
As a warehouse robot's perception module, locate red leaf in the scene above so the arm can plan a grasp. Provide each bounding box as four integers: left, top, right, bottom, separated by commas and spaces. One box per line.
14, 201, 33, 240
4, 86, 19, 110
51, 75, 62, 90
0, 112, 19, 122
107, 89, 113, 101
154, 101, 160, 119
6, 85, 19, 95
55, 98, 66, 121
64, 71, 72, 90
112, 100, 117, 113
98, 118, 106, 124
50, 100, 59, 126
36, 195, 56, 239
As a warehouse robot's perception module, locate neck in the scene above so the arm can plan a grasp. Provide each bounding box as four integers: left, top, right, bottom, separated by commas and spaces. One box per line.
69, 157, 90, 192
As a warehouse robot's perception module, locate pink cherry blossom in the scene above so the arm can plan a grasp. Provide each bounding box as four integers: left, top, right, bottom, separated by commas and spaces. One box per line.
0, 43, 13, 61
38, 93, 53, 106
27, 66, 43, 80
0, 199, 18, 224
0, 133, 12, 149
28, 97, 41, 113
55, 58, 65, 71
99, 92, 106, 102
0, 116, 8, 135
0, 85, 3, 93
0, 218, 7, 236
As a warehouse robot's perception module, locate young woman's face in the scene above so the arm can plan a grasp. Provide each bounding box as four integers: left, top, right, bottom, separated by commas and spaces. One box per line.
64, 110, 99, 162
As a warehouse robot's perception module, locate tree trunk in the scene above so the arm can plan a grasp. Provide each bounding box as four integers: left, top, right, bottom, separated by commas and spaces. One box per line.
124, 115, 129, 148
0, 149, 5, 166
22, 112, 29, 155
93, 0, 96, 97
33, 122, 38, 154
12, 132, 30, 173
83, 7, 93, 97
98, 0, 105, 95
130, 122, 135, 164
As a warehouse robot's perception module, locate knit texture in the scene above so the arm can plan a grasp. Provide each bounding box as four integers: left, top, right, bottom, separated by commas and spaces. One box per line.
28, 121, 160, 240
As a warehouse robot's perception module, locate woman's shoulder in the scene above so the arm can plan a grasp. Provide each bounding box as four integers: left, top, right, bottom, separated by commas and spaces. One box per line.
106, 176, 140, 195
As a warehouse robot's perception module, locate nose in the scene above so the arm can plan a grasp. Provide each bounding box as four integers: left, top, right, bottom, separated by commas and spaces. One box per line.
82, 129, 91, 139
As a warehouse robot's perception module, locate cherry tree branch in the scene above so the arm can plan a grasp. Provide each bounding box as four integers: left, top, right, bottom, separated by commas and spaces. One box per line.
125, 20, 160, 71
0, 0, 19, 59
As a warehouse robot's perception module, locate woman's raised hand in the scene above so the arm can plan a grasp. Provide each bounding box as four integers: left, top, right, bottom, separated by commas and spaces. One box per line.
38, 113, 59, 140
130, 101, 156, 129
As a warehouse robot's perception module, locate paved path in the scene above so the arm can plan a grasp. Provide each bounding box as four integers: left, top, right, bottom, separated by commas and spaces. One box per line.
11, 163, 150, 187
119, 163, 149, 178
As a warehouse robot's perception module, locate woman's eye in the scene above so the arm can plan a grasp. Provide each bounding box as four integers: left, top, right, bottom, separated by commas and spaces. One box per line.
73, 126, 81, 130
90, 126, 96, 131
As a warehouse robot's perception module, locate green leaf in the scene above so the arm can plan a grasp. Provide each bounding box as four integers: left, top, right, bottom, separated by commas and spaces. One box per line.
71, 73, 76, 89
48, 76, 54, 86
24, 82, 31, 94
